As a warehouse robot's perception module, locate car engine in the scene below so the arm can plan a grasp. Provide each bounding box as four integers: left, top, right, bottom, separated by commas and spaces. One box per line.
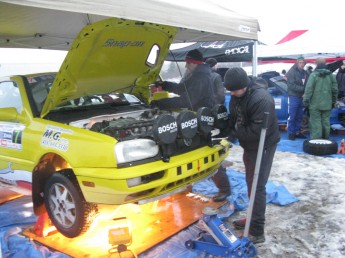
88, 108, 174, 141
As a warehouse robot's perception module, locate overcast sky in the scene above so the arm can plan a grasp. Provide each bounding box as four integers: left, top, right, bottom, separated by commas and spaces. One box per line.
228, 0, 344, 45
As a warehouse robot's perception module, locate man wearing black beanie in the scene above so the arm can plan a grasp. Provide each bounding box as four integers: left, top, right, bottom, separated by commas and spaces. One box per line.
206, 58, 225, 105
152, 49, 231, 202
223, 67, 280, 244
152, 49, 214, 110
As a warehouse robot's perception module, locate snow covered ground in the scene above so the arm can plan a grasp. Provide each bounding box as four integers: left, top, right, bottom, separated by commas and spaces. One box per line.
226, 144, 345, 258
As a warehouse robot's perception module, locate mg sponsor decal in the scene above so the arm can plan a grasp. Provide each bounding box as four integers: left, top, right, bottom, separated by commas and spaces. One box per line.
41, 125, 73, 151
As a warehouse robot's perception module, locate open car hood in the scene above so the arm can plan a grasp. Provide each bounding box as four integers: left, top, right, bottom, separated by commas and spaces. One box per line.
40, 18, 176, 117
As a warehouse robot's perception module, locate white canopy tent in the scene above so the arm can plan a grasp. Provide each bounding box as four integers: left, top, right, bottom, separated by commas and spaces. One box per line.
258, 28, 345, 62
0, 0, 259, 49
0, 0, 260, 75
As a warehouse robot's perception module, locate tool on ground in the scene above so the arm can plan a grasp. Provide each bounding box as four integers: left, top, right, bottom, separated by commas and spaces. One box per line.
243, 112, 269, 238
185, 207, 256, 257
184, 112, 269, 257
108, 217, 132, 254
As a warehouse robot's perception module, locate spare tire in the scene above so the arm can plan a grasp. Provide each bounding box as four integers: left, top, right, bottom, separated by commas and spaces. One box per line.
303, 139, 338, 156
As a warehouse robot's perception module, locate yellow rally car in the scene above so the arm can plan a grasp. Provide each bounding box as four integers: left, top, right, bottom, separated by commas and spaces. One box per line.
0, 18, 230, 238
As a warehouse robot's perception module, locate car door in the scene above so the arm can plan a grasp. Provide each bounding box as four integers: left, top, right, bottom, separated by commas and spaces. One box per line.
0, 79, 32, 187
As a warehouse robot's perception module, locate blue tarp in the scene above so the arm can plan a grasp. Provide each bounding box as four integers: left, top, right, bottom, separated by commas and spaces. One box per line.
0, 196, 69, 258
277, 131, 345, 158
0, 168, 298, 258
141, 168, 299, 257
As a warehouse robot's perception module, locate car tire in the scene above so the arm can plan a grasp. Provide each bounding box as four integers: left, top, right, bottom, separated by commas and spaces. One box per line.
303, 139, 338, 156
44, 169, 98, 238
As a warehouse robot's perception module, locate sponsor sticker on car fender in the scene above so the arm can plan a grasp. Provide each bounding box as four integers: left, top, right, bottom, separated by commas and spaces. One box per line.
41, 125, 73, 151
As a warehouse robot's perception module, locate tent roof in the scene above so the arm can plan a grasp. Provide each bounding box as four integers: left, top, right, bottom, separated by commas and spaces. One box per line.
0, 0, 260, 50
166, 40, 255, 62
258, 29, 345, 63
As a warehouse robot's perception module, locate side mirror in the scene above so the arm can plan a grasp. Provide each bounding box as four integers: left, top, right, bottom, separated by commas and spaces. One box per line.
0, 107, 20, 121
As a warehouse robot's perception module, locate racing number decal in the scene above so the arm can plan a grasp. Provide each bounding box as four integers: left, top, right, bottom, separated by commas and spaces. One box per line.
0, 123, 24, 150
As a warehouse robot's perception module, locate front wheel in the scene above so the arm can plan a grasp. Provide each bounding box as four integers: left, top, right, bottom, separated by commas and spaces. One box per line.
44, 170, 98, 238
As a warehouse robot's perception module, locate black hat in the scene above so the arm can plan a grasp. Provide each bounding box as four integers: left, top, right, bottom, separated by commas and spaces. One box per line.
205, 58, 217, 68
224, 67, 249, 91
185, 49, 203, 64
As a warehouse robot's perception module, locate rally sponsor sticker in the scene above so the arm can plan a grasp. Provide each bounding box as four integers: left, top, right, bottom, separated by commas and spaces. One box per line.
41, 125, 73, 151
0, 123, 24, 150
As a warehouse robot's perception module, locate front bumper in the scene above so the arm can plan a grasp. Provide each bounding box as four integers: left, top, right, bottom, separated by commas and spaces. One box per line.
75, 140, 230, 205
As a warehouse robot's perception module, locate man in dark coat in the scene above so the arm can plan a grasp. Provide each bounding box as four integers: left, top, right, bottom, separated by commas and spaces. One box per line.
205, 58, 225, 105
153, 49, 231, 202
336, 64, 345, 98
223, 67, 280, 244
286, 57, 308, 140
152, 49, 214, 111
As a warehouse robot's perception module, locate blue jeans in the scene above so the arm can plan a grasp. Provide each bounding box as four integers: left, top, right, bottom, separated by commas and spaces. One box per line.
288, 96, 304, 135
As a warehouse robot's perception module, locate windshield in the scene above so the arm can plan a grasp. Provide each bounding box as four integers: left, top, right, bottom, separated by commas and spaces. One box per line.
26, 74, 142, 114
270, 76, 288, 92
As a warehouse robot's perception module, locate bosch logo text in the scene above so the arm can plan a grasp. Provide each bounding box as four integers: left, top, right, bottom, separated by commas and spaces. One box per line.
201, 115, 214, 124
158, 122, 177, 134
181, 118, 198, 129
217, 112, 228, 119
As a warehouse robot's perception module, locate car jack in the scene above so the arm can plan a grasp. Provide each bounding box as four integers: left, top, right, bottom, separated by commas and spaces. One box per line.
185, 207, 256, 257
185, 113, 270, 257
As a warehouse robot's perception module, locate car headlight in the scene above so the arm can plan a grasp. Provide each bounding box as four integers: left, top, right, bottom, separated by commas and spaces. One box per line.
114, 139, 159, 164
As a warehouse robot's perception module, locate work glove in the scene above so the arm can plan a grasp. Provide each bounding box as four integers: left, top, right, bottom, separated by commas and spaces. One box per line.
156, 81, 170, 90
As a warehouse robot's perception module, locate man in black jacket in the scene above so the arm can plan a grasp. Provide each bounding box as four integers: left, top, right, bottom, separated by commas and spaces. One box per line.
223, 67, 280, 244
205, 58, 225, 105
152, 49, 214, 111
153, 49, 231, 202
336, 64, 345, 98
